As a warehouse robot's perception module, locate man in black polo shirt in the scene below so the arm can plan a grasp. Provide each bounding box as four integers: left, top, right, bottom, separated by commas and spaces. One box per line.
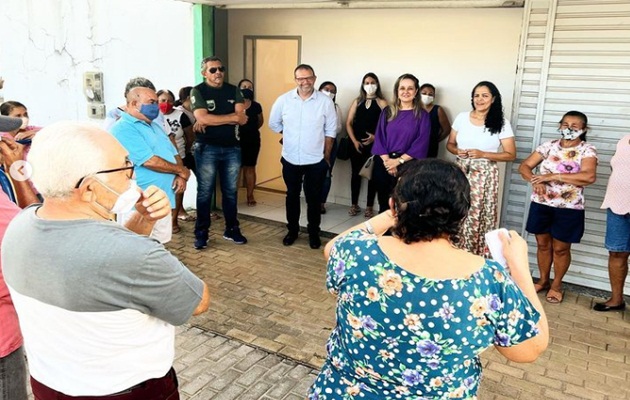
191, 56, 248, 250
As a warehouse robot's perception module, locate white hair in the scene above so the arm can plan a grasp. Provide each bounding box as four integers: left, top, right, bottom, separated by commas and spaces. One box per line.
28, 121, 109, 199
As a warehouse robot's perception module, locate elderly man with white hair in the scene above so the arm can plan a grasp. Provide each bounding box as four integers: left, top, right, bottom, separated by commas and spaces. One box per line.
2, 121, 210, 400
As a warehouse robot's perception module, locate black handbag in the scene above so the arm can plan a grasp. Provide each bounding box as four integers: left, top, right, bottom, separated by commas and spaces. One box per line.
336, 136, 352, 161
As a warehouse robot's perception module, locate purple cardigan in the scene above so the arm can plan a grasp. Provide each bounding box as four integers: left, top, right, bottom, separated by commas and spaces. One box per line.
372, 108, 431, 159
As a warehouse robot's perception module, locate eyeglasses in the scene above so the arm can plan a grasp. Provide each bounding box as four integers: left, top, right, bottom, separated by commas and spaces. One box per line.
295, 76, 315, 83
74, 159, 135, 189
208, 66, 226, 74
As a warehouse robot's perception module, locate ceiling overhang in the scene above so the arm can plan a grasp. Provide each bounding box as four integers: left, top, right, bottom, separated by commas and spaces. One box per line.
180, 0, 525, 9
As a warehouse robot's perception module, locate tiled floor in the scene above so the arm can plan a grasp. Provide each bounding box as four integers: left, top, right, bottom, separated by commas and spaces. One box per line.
236, 188, 368, 235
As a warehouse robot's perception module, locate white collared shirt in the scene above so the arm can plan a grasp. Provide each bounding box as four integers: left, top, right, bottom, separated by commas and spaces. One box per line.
269, 88, 338, 165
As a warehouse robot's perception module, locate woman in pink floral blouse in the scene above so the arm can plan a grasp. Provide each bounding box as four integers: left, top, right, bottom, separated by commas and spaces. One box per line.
519, 111, 598, 304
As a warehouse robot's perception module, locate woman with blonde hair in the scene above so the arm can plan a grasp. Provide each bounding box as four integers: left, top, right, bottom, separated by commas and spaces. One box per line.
371, 73, 431, 213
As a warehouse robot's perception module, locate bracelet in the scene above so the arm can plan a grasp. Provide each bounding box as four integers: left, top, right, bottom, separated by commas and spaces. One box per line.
364, 221, 375, 235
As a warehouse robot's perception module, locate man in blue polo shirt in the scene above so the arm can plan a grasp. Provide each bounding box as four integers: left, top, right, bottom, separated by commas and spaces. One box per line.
269, 64, 337, 249
111, 86, 190, 243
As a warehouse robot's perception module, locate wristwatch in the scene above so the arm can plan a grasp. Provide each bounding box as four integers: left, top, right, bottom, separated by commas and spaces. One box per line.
398, 158, 405, 165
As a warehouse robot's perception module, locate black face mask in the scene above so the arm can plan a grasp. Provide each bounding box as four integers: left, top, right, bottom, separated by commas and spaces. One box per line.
241, 88, 254, 100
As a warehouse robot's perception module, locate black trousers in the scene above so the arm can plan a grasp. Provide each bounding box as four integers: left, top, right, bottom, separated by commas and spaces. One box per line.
281, 157, 328, 235
372, 156, 397, 213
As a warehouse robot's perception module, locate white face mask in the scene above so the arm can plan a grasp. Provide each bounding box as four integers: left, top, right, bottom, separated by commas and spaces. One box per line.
421, 94, 434, 106
558, 128, 583, 141
364, 84, 377, 96
102, 179, 141, 214
321, 90, 333, 98
19, 117, 29, 130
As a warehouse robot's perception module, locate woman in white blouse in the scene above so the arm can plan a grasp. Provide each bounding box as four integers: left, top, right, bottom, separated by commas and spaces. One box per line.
446, 81, 516, 255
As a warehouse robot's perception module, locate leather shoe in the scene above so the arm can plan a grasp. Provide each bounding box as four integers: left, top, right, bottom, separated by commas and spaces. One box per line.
283, 232, 298, 246
593, 301, 626, 312
309, 235, 321, 249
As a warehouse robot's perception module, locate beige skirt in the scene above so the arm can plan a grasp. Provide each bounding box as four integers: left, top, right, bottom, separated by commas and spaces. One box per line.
456, 157, 499, 256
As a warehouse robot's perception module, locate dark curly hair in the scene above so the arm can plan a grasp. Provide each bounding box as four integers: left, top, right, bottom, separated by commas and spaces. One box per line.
390, 159, 470, 244
470, 81, 504, 135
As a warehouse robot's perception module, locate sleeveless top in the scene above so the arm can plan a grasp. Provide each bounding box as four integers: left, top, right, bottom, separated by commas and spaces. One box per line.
427, 105, 441, 158
239, 101, 263, 145
352, 99, 382, 141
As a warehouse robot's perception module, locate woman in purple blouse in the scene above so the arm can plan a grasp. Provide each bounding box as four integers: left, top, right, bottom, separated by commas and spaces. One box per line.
372, 73, 431, 213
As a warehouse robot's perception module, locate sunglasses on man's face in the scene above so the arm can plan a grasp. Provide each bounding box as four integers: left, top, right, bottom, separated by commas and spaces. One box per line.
208, 66, 226, 74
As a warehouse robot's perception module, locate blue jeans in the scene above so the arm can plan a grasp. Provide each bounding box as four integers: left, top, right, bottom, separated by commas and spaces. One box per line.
194, 143, 241, 239
0, 347, 27, 400
605, 208, 630, 252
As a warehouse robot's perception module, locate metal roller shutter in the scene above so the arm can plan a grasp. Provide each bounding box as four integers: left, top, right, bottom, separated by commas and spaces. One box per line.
502, 0, 630, 292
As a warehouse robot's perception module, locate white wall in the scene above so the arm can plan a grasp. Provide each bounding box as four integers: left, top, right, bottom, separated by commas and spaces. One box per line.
228, 7, 523, 207
0, 0, 196, 127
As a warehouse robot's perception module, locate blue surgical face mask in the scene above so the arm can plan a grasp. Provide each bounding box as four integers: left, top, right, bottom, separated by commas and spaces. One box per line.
138, 103, 159, 121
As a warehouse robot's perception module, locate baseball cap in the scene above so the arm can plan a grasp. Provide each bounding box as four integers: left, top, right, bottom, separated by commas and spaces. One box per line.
0, 115, 22, 132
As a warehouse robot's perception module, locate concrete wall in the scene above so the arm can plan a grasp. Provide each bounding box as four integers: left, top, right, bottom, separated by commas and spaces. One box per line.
0, 0, 196, 127
227, 7, 524, 207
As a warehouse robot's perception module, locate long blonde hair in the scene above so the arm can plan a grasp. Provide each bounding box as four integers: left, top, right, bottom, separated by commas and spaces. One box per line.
387, 73, 422, 121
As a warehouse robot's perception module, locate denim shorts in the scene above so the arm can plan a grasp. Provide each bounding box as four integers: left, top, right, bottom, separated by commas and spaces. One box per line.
605, 208, 630, 252
525, 201, 585, 243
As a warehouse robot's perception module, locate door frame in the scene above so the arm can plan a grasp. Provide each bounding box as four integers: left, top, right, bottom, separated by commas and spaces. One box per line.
242, 35, 302, 83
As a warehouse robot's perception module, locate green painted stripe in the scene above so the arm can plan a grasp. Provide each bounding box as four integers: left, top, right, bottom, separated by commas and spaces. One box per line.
193, 4, 214, 84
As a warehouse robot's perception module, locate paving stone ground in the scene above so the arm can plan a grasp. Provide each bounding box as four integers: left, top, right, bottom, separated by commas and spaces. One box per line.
175, 326, 318, 400
167, 216, 630, 400
26, 215, 630, 400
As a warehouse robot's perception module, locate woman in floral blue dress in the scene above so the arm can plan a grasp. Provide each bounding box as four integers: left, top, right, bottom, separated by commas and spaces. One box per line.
308, 159, 548, 400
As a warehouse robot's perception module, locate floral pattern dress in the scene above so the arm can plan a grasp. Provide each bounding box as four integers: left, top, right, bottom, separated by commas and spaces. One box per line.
308, 230, 541, 400
531, 140, 597, 210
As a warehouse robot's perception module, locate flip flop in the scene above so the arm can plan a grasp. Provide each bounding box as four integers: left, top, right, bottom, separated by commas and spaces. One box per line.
534, 282, 550, 293
546, 289, 563, 304
247, 200, 257, 207
172, 226, 182, 234
348, 205, 361, 216
178, 214, 196, 222
364, 208, 374, 218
